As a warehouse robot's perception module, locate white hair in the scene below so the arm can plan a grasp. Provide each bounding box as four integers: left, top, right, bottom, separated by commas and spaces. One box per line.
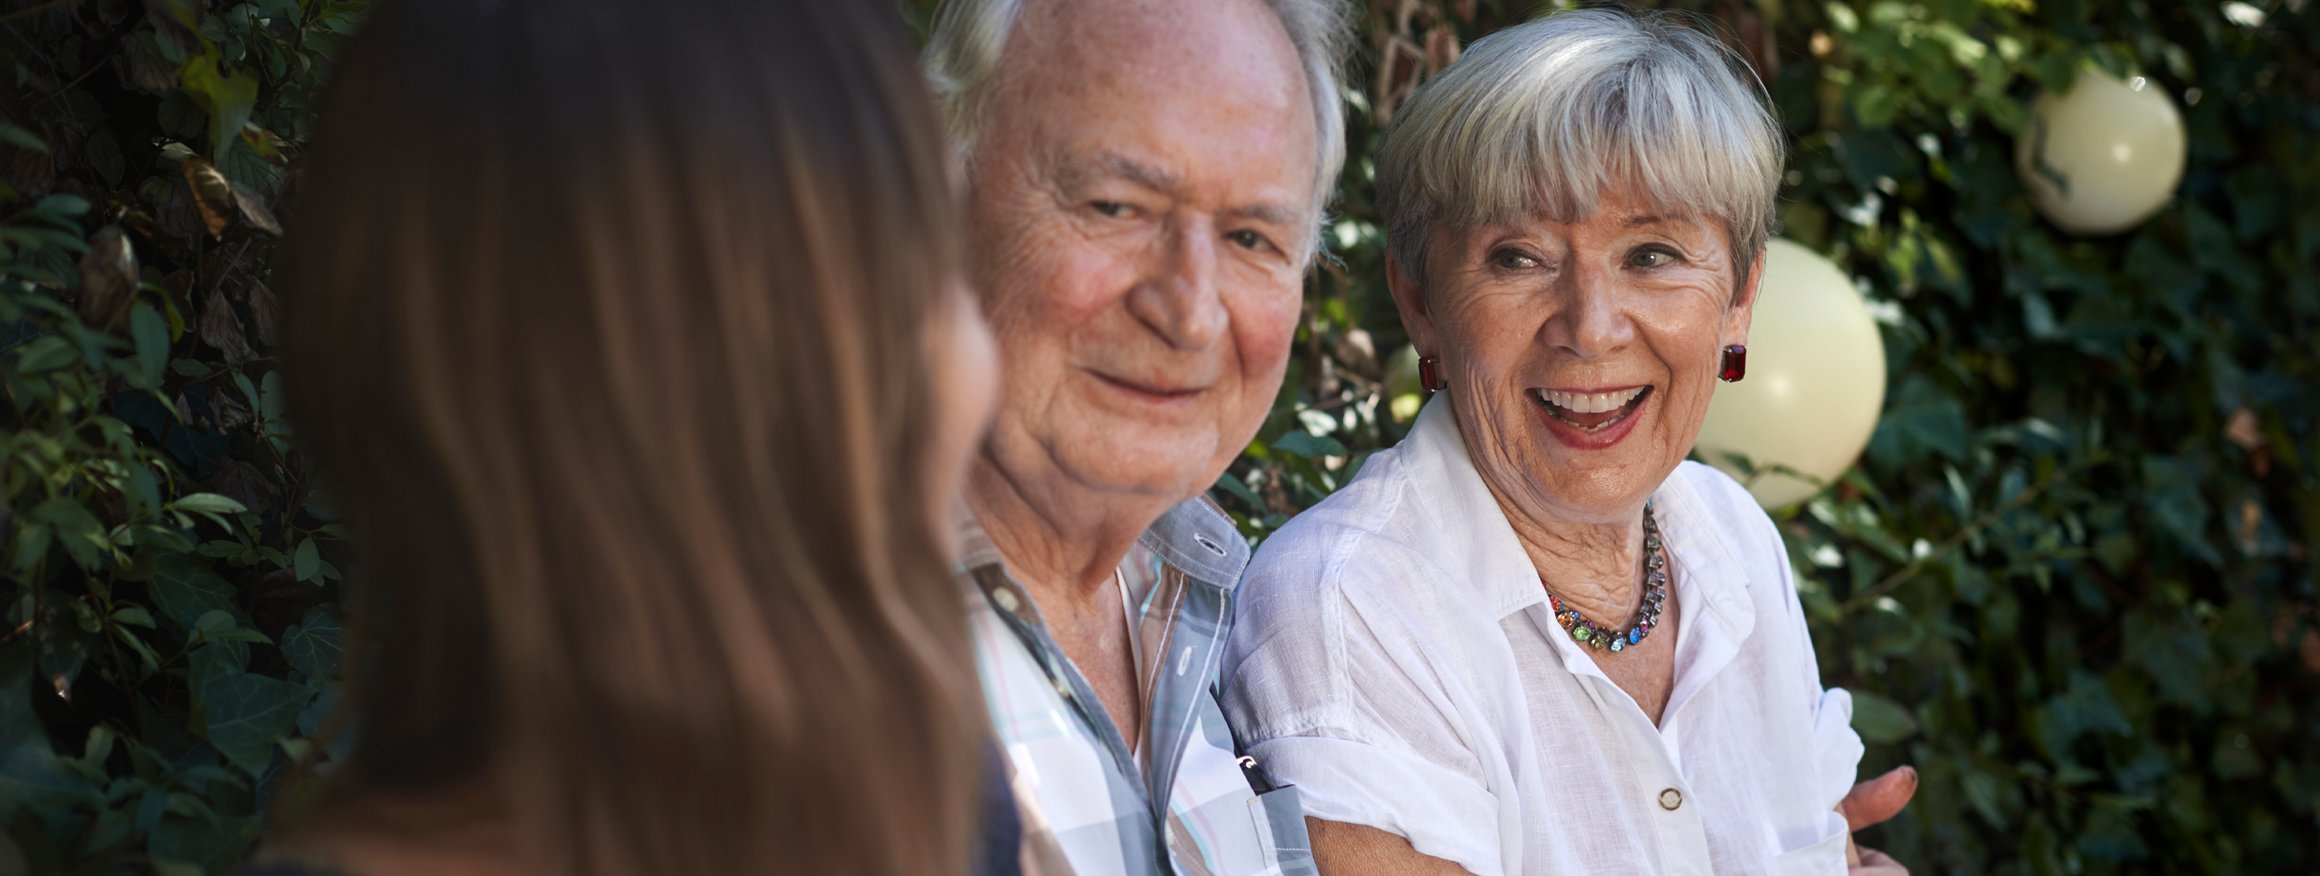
923, 0, 1350, 255
1374, 9, 1785, 288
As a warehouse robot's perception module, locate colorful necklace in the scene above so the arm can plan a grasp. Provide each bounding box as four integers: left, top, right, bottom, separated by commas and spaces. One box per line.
1547, 503, 1667, 654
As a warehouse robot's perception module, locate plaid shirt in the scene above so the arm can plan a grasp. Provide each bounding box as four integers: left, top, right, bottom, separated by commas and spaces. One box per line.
963, 499, 1315, 876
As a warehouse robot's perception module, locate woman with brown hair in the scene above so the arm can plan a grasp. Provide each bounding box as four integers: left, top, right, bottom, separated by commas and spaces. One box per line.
253, 0, 999, 873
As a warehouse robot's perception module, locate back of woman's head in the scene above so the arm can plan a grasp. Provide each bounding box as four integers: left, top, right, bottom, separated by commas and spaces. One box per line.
275, 0, 976, 872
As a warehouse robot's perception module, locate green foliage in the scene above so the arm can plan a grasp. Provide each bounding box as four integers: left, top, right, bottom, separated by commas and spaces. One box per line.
2, 1, 363, 871
1226, 0, 2319, 871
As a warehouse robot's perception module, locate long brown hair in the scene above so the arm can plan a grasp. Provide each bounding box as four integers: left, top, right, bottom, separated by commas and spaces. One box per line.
273, 0, 978, 872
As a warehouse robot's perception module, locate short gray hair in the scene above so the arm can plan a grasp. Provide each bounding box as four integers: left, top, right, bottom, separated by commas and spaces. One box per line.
924, 0, 1350, 251
1375, 9, 1784, 288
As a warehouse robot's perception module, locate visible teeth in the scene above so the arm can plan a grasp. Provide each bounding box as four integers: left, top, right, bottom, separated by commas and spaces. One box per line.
1537, 386, 1647, 414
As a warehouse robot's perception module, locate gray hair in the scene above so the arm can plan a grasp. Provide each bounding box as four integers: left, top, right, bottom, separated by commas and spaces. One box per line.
1374, 9, 1784, 289
923, 0, 1350, 254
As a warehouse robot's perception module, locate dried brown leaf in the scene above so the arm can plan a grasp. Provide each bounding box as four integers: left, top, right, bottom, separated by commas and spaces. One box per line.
1332, 327, 1378, 377
1423, 26, 1461, 72
1374, 35, 1426, 124
2225, 407, 2272, 476
77, 225, 139, 331
241, 278, 278, 347
231, 179, 281, 237
209, 387, 252, 433
183, 155, 235, 237
2225, 408, 2264, 450
198, 288, 253, 365
2, 137, 55, 200
205, 458, 273, 517
119, 29, 180, 95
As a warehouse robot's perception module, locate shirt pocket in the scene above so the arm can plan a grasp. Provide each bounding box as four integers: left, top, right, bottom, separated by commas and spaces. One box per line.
1763, 811, 1851, 876
1249, 785, 1317, 876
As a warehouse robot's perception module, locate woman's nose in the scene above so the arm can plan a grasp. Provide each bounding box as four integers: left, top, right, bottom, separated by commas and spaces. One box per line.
1549, 264, 1635, 358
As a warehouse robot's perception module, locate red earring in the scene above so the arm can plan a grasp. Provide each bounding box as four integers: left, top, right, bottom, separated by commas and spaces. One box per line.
1417, 356, 1448, 393
1719, 345, 1747, 382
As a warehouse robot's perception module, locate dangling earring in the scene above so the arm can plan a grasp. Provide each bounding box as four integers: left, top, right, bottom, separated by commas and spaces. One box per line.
1718, 344, 1747, 382
1417, 356, 1448, 393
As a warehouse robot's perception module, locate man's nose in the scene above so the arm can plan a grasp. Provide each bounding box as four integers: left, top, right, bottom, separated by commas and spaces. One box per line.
1125, 219, 1229, 351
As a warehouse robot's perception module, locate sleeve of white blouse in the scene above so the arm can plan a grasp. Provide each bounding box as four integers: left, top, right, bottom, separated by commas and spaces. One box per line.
1222, 535, 1505, 876
1771, 519, 1865, 813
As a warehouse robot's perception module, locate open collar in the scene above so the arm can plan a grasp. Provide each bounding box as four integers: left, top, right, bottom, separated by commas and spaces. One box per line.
1395, 396, 1759, 686
956, 496, 1248, 593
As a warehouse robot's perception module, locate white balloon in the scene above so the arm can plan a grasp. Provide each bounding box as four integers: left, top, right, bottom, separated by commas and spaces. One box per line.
2017, 68, 2188, 236
1383, 344, 1425, 423
1693, 240, 1887, 510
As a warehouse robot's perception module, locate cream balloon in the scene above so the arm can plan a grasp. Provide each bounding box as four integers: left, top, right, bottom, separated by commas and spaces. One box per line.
1383, 344, 1424, 423
1693, 239, 1887, 510
2016, 68, 2188, 236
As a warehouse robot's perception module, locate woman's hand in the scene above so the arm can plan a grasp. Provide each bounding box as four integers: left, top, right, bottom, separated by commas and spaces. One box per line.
1838, 766, 1917, 875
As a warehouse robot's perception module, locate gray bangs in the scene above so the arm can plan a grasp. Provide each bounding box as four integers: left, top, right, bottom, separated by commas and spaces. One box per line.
1376, 9, 1784, 283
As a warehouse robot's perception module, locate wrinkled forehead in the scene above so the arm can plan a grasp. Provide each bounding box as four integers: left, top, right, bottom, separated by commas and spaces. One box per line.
986, 0, 1323, 218
1000, 0, 1307, 112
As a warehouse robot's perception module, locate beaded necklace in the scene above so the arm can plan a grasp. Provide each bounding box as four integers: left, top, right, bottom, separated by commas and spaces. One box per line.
1547, 503, 1667, 654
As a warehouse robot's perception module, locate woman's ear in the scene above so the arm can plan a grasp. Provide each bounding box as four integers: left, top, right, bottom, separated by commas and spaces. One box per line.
1727, 245, 1767, 345
1385, 248, 1438, 355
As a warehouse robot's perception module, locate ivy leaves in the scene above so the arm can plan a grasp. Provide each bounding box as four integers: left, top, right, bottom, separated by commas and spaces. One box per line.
2, 0, 361, 871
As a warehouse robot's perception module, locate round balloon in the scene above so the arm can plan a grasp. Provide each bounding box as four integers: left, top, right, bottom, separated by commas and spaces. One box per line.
2016, 68, 2187, 236
1693, 239, 1887, 510
1383, 343, 1424, 423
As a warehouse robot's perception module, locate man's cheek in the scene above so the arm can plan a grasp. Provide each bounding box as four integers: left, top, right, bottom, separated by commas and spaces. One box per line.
1239, 295, 1304, 371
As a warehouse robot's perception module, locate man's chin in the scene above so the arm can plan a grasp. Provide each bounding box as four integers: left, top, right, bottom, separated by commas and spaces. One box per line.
1045, 431, 1226, 506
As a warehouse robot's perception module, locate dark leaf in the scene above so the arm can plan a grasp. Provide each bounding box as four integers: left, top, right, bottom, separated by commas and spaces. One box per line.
1272, 431, 1347, 460
228, 179, 280, 237
241, 278, 277, 347
197, 288, 252, 364
280, 605, 344, 680
83, 128, 125, 186
193, 659, 307, 776
149, 553, 236, 631
130, 302, 170, 388
119, 29, 181, 95
1850, 690, 1920, 743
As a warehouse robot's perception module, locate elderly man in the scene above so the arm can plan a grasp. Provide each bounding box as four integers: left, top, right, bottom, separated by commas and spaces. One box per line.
924, 0, 1348, 873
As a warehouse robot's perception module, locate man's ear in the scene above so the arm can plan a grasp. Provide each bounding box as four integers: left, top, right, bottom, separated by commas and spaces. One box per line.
1385, 248, 1438, 356
1727, 246, 1767, 345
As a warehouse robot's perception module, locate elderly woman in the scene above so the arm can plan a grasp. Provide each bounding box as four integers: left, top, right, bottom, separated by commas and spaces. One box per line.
1222, 10, 1911, 876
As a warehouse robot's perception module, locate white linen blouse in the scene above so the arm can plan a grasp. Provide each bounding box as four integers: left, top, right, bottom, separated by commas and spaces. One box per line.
1221, 398, 1863, 876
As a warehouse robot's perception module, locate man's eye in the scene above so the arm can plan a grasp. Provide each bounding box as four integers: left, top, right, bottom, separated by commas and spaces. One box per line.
1090, 201, 1129, 218
1228, 230, 1274, 252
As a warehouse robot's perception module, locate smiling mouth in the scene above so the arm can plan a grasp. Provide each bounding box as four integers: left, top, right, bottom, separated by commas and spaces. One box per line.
1094, 371, 1204, 400
1529, 386, 1652, 432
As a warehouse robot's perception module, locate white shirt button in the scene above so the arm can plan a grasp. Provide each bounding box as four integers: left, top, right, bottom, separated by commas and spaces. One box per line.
1659, 788, 1684, 811
993, 588, 1020, 613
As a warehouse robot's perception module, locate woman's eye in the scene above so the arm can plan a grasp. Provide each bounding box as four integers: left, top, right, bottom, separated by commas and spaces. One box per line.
1228, 229, 1274, 252
1628, 246, 1679, 268
1491, 249, 1540, 270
